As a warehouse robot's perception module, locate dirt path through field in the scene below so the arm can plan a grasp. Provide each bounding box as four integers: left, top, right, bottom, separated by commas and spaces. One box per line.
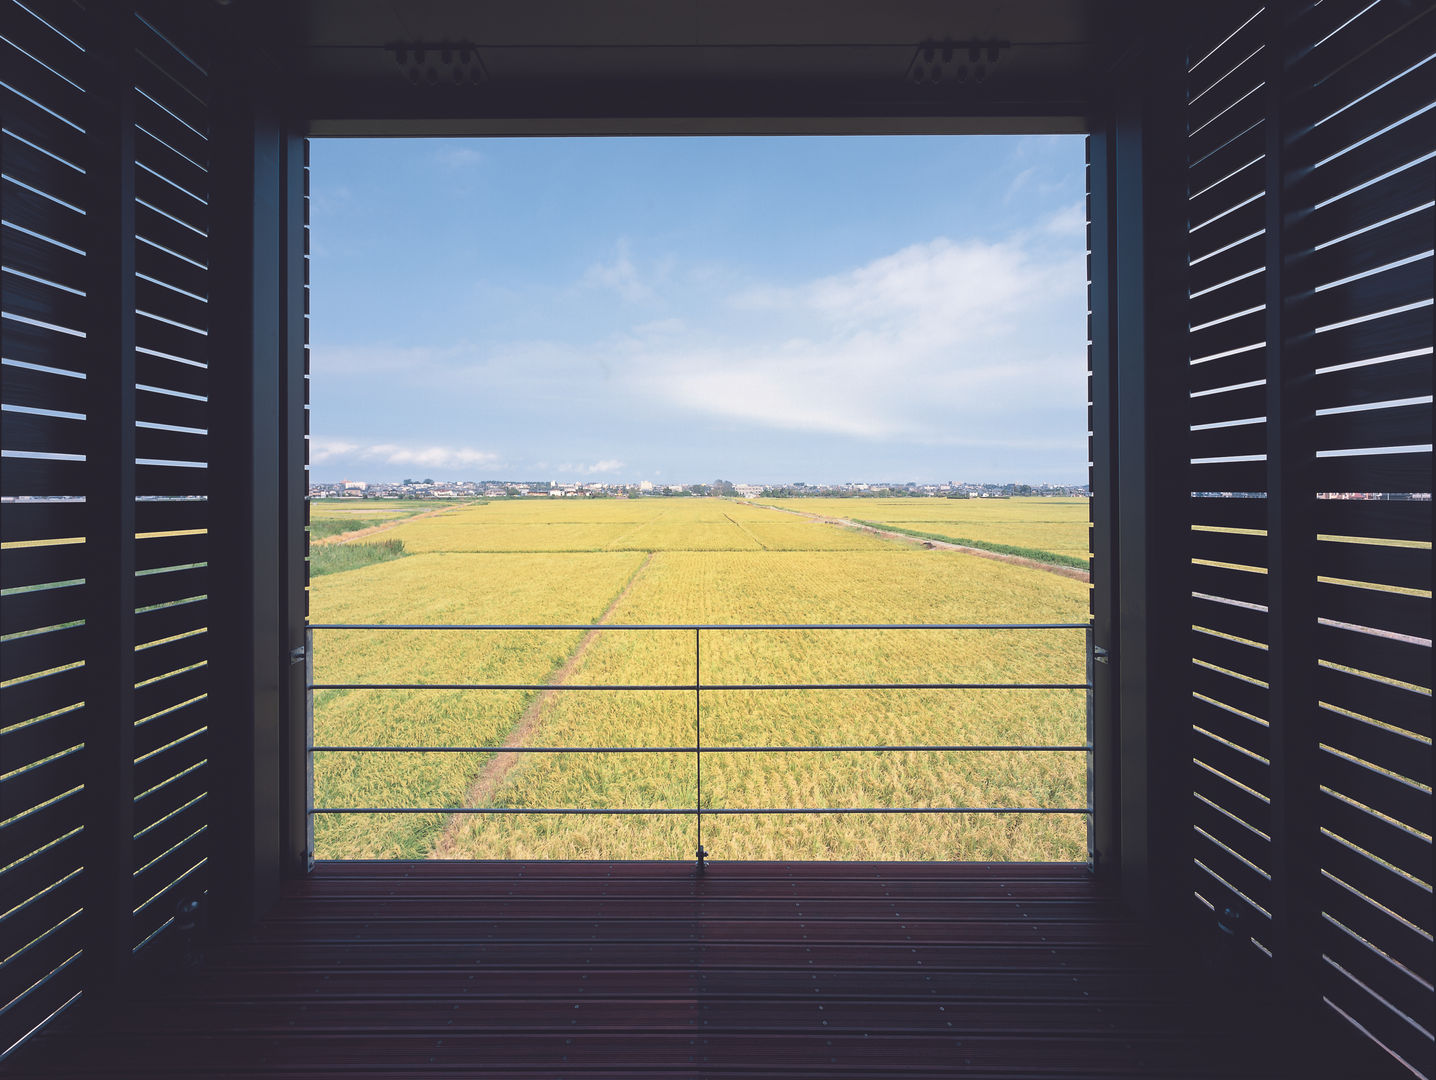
311, 504, 463, 546
431, 551, 655, 857
750, 501, 1090, 583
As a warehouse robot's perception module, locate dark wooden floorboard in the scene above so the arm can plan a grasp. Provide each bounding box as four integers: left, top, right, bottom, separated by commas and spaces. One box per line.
3, 861, 1282, 1078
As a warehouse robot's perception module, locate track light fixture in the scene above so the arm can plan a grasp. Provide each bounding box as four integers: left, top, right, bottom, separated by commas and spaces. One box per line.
387, 41, 486, 86
906, 38, 1009, 87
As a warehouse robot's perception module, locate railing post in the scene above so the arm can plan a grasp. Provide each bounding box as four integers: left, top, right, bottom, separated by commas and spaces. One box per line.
695, 626, 707, 874
1086, 623, 1095, 869
305, 625, 315, 871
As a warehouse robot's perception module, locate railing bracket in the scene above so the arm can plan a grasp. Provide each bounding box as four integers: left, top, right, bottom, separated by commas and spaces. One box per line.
695, 845, 708, 875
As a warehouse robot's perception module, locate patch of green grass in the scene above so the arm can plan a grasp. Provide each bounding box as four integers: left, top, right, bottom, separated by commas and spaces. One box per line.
310, 517, 393, 540
853, 521, 1089, 569
310, 539, 408, 577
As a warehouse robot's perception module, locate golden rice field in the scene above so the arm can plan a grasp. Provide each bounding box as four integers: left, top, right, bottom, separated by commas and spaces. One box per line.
761, 496, 1093, 560
309, 497, 1092, 862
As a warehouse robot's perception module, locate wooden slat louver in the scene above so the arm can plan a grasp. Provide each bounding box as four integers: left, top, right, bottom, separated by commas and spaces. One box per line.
1184, 3, 1433, 1076
1185, 3, 1276, 954
1, 1, 212, 1059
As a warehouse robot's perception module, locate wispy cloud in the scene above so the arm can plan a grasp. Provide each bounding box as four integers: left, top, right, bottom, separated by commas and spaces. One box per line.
557, 458, 624, 474
582, 238, 655, 302
311, 438, 503, 473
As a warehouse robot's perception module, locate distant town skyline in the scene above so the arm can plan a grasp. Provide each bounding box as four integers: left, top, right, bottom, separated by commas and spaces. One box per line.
310, 135, 1087, 485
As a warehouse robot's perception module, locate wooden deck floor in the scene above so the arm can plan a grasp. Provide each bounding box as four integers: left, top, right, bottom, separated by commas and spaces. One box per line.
5, 861, 1282, 1078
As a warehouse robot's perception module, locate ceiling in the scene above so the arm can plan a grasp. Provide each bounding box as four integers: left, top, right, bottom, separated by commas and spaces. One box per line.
198, 0, 1140, 135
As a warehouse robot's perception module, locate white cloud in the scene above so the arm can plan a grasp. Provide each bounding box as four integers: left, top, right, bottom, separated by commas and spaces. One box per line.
582, 238, 654, 302
557, 458, 624, 474
616, 235, 1085, 447
311, 438, 502, 472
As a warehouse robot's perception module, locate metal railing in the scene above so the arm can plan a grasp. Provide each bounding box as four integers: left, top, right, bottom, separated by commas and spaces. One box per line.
305, 622, 1095, 869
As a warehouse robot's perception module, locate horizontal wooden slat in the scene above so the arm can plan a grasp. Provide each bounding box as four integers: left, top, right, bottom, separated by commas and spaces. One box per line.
1320, 846, 1432, 957
1188, 269, 1265, 331
1190, 695, 1270, 760
135, 462, 207, 498
1192, 593, 1268, 643
0, 178, 88, 253
135, 664, 208, 724
1189, 528, 1269, 568
132, 759, 208, 823
1189, 347, 1265, 392
134, 696, 207, 759
1313, 450, 1431, 494
1316, 580, 1431, 640
133, 727, 209, 799
0, 454, 86, 499
1188, 308, 1266, 362
1189, 495, 1267, 530
1187, 122, 1265, 207
0, 499, 85, 543
1294, 111, 1436, 210
1319, 789, 1433, 887
1193, 756, 1272, 835
135, 387, 205, 431
135, 311, 206, 363
1190, 386, 1265, 428
0, 745, 84, 822
0, 873, 85, 969
133, 795, 208, 871
133, 92, 208, 177
1307, 206, 1435, 296
1188, 154, 1264, 237
1187, 9, 1265, 104
1321, 748, 1430, 834
0, 362, 87, 418
133, 629, 208, 684
1317, 664, 1430, 740
1192, 723, 1270, 795
135, 165, 207, 237
134, 202, 206, 267
1191, 660, 1268, 720
1190, 457, 1267, 493
134, 351, 206, 397
1191, 628, 1270, 682
1318, 917, 1434, 1045
1, 666, 85, 730
134, 564, 206, 608
134, 127, 208, 205
1192, 829, 1271, 911
0, 540, 85, 589
1190, 561, 1268, 606
136, 237, 208, 294
1188, 80, 1267, 171
1290, 0, 1436, 120
2, 266, 86, 330
0, 706, 85, 774
135, 597, 207, 646
1296, 162, 1435, 255
2, 222, 87, 290
135, 425, 206, 464
1319, 876, 1433, 983
134, 498, 207, 534
1314, 355, 1432, 413
1, 409, 85, 455
1314, 498, 1431, 543
132, 830, 207, 910
134, 530, 206, 571
1189, 419, 1267, 459
0, 827, 85, 920
1, 622, 85, 682
1314, 400, 1431, 455
0, 578, 85, 635
0, 39, 86, 134
1189, 198, 1267, 268
1303, 259, 1434, 333
1317, 623, 1430, 692
135, 276, 206, 333
1317, 538, 1431, 592
1320, 704, 1431, 789
1191, 798, 1269, 879
1188, 237, 1263, 302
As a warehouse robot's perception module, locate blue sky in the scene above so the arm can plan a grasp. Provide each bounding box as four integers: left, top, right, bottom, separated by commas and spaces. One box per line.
309, 135, 1087, 485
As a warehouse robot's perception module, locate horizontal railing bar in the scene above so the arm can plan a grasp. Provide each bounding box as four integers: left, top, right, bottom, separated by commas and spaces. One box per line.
306, 622, 1091, 631
309, 807, 1093, 815
309, 682, 1092, 691
309, 744, 1095, 754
